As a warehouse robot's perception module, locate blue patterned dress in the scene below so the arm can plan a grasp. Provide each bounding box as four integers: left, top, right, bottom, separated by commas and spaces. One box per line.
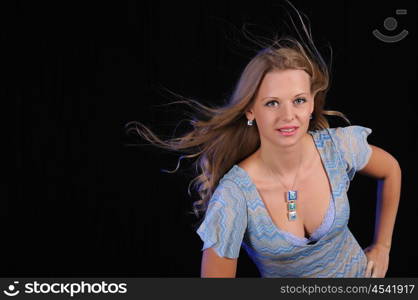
196, 125, 373, 277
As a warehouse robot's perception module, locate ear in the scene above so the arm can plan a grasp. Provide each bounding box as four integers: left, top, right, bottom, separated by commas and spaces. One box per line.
245, 108, 255, 120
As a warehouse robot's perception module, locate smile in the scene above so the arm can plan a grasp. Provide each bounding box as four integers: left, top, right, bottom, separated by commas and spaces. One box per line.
277, 127, 298, 136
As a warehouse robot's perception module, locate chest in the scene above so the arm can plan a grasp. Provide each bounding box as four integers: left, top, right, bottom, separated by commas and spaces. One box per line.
253, 157, 333, 240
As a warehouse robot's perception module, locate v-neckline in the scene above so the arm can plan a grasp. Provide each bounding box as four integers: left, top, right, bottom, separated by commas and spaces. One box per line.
233, 129, 337, 247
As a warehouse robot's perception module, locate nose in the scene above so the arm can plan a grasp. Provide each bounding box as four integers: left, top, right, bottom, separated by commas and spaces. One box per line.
281, 102, 295, 121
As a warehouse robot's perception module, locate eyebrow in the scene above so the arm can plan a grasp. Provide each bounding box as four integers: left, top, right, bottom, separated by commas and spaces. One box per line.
262, 93, 307, 101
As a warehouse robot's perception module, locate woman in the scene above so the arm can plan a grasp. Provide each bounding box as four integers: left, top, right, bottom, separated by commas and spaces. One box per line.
126, 19, 401, 279
196, 40, 401, 277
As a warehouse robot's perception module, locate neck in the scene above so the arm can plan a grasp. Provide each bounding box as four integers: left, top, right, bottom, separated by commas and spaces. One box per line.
255, 133, 312, 183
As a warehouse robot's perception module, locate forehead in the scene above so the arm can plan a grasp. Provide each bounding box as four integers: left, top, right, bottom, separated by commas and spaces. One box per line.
257, 69, 311, 98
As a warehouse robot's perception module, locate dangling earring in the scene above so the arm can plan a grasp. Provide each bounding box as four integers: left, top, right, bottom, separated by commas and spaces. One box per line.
309, 114, 313, 120
247, 119, 254, 126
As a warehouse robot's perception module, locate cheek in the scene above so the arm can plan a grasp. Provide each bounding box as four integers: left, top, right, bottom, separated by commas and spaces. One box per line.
255, 112, 274, 123
254, 116, 275, 132
301, 107, 312, 117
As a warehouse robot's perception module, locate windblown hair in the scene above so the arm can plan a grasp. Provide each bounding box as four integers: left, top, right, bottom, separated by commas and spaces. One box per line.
125, 10, 351, 225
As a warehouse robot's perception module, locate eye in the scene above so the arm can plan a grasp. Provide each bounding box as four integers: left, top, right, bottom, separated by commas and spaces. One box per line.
265, 100, 279, 107
294, 97, 307, 104
265, 98, 307, 107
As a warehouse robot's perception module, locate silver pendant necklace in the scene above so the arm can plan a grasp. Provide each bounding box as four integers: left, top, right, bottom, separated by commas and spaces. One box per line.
275, 151, 303, 221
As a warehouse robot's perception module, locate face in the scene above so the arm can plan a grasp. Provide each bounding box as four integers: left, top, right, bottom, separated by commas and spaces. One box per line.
246, 69, 314, 147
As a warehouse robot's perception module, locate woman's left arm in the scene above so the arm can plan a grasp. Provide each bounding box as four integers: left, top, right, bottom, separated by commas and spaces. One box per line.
358, 144, 402, 278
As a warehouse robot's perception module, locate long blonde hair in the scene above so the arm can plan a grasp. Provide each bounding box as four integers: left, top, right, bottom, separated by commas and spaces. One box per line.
125, 14, 351, 225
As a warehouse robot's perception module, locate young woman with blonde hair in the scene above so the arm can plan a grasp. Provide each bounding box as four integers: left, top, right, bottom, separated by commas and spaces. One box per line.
126, 8, 401, 278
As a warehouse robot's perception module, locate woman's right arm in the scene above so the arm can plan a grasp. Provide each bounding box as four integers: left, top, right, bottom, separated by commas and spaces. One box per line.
197, 180, 247, 278
201, 247, 238, 278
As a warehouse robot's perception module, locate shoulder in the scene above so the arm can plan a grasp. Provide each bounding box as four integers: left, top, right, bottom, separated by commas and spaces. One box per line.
220, 164, 253, 192
206, 172, 248, 213
310, 124, 372, 135
310, 125, 372, 148
327, 125, 372, 140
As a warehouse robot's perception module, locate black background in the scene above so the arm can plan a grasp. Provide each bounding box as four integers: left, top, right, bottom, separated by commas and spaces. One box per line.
5, 0, 417, 277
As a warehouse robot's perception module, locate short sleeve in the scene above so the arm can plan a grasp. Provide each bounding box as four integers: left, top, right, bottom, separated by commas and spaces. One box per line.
196, 179, 247, 259
331, 125, 373, 181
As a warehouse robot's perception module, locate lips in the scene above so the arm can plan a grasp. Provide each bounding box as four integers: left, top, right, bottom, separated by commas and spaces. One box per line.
277, 126, 299, 130
277, 127, 298, 136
